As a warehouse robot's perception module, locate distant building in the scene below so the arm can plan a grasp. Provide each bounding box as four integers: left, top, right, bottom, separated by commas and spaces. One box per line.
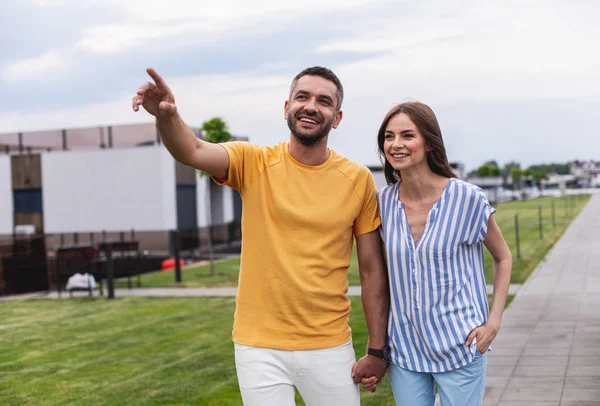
570, 160, 600, 187
449, 162, 465, 179
0, 123, 244, 252
464, 175, 512, 203
464, 176, 504, 189
541, 174, 578, 190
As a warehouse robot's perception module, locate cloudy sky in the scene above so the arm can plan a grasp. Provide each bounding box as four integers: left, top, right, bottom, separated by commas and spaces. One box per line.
1, 0, 599, 170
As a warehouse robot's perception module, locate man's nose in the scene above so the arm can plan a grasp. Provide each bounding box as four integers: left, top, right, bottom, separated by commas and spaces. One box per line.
304, 97, 318, 112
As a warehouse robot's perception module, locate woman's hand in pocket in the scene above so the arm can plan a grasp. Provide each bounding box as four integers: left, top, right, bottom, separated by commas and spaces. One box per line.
465, 320, 500, 353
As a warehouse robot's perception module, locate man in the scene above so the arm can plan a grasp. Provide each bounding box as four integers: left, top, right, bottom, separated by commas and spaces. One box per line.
132, 66, 389, 405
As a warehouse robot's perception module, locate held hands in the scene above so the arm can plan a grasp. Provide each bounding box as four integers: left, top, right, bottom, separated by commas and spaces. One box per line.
465, 319, 500, 354
351, 355, 387, 393
132, 68, 177, 118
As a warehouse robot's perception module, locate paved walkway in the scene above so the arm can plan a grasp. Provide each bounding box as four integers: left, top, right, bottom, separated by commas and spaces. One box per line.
483, 194, 600, 405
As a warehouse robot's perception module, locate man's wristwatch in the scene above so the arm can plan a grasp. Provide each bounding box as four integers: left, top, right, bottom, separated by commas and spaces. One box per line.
367, 346, 389, 361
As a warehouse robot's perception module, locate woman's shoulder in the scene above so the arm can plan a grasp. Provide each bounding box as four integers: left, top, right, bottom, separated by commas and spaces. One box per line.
377, 182, 399, 201
450, 178, 486, 196
449, 179, 491, 208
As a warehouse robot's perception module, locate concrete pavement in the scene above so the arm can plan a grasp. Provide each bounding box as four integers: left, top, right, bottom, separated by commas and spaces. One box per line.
483, 194, 600, 405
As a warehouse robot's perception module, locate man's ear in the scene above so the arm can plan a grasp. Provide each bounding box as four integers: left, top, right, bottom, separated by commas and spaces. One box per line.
284, 100, 290, 120
332, 110, 343, 129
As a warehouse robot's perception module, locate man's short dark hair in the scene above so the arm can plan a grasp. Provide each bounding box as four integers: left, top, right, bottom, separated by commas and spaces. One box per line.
289, 66, 344, 111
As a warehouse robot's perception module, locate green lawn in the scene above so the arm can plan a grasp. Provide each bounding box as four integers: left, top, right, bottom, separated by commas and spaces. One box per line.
115, 257, 242, 288
0, 297, 388, 406
0, 294, 514, 405
122, 195, 590, 288
483, 194, 590, 283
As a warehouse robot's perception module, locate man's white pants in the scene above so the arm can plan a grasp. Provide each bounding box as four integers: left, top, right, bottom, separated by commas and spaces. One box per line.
234, 340, 360, 406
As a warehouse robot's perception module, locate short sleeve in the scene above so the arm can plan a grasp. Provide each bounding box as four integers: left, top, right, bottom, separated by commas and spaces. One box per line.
467, 187, 497, 245
211, 141, 264, 193
353, 172, 382, 237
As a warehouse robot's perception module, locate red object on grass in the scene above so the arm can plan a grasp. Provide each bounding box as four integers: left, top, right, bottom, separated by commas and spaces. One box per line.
161, 258, 185, 271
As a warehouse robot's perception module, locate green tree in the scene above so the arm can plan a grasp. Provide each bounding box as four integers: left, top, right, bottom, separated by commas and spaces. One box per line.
477, 164, 491, 177
198, 117, 232, 177
530, 169, 549, 189
503, 161, 521, 178
528, 162, 571, 175
477, 162, 501, 177
201, 117, 232, 144
511, 167, 523, 190
199, 117, 232, 276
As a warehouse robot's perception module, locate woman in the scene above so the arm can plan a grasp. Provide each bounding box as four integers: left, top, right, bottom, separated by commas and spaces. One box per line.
362, 102, 512, 405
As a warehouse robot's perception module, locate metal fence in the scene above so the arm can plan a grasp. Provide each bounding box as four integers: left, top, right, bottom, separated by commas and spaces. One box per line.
0, 220, 242, 297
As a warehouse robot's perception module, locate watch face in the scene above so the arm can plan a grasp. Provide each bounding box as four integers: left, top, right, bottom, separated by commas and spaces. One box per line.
384, 346, 391, 360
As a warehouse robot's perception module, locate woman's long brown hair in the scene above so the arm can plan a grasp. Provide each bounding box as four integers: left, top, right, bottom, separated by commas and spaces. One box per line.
377, 102, 457, 185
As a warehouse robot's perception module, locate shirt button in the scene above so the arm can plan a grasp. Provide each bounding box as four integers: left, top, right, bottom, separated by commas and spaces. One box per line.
412, 268, 416, 273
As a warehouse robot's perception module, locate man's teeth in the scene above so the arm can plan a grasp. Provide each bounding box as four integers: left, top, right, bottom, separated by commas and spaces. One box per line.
299, 118, 318, 124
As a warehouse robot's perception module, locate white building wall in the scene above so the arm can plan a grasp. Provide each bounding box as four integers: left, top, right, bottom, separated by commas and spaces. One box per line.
0, 156, 13, 234
222, 187, 234, 224
196, 174, 210, 227
42, 146, 176, 233
465, 176, 504, 188
195, 174, 235, 226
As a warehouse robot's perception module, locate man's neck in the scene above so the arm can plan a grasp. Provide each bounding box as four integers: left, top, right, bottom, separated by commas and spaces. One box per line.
288, 136, 330, 166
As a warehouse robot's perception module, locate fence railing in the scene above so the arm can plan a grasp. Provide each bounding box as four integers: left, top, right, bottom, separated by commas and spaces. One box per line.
0, 220, 242, 297
489, 194, 589, 273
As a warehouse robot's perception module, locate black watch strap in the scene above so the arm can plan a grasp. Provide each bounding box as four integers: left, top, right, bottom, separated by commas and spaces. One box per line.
367, 347, 387, 360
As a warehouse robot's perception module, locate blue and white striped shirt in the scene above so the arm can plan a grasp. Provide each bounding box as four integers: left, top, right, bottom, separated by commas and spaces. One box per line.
377, 178, 496, 373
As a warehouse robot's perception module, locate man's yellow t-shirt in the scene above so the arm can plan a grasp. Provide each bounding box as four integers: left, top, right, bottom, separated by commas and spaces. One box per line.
216, 141, 381, 350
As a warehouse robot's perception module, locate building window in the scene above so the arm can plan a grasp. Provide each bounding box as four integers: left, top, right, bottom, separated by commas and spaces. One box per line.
13, 189, 43, 213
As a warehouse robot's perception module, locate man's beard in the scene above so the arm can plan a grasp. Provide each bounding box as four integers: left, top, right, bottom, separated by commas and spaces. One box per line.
287, 112, 334, 147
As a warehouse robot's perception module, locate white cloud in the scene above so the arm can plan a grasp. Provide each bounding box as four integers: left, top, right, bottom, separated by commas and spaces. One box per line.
1, 0, 600, 169
0, 72, 288, 136
119, 0, 377, 21
2, 0, 380, 82
1, 51, 64, 82
308, 0, 600, 105
75, 22, 203, 54
1, 64, 599, 170
37, 0, 67, 6
316, 1, 599, 77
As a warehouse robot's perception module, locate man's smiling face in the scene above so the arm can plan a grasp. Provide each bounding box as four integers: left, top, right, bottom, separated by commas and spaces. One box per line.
285, 75, 342, 147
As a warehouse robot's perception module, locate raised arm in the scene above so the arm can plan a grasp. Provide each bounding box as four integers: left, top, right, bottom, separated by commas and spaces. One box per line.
132, 67, 229, 179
